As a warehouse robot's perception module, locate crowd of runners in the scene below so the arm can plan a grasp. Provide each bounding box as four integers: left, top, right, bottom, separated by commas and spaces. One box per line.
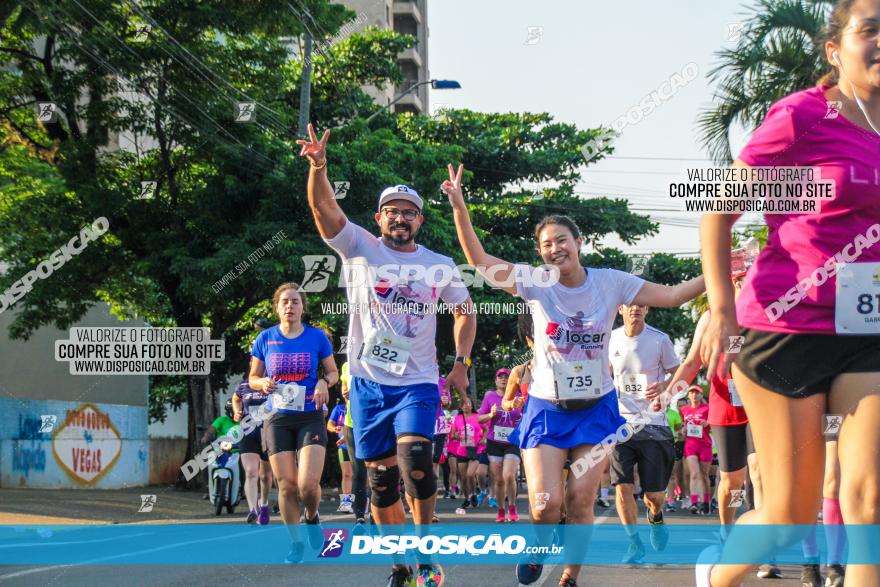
197, 2, 879, 585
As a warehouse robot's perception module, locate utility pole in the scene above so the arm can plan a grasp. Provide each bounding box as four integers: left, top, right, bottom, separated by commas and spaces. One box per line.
297, 30, 313, 136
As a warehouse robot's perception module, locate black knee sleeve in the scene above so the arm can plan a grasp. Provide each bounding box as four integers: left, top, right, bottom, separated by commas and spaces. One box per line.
398, 440, 436, 500
369, 464, 401, 508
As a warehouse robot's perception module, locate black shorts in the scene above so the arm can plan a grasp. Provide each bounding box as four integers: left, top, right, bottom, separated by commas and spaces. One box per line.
486, 439, 521, 460
736, 328, 880, 398
478, 450, 489, 466
609, 426, 675, 493
713, 423, 755, 473
263, 411, 327, 456
239, 424, 268, 461
432, 433, 447, 464
673, 441, 685, 462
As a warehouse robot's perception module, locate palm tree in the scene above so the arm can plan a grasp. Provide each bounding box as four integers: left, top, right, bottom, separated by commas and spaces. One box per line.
698, 0, 835, 165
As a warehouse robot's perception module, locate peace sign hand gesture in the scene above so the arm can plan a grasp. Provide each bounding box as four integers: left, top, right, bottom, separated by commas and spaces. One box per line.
295, 123, 330, 167
441, 163, 465, 207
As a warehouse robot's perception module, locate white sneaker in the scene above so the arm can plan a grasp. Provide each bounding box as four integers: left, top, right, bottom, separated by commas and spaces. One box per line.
695, 545, 722, 587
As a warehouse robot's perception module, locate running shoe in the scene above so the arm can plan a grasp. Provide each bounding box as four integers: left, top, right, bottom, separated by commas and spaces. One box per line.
258, 504, 270, 525
596, 497, 612, 509
444, 490, 453, 500
702, 502, 711, 515
460, 499, 471, 510
271, 501, 280, 514
386, 566, 414, 587
621, 537, 646, 564
285, 541, 305, 564
508, 503, 519, 522
304, 512, 323, 550
756, 564, 784, 579
477, 490, 488, 507
711, 498, 719, 512
801, 564, 823, 587
690, 503, 700, 515
515, 551, 544, 585
496, 507, 506, 523
415, 564, 445, 587
665, 501, 677, 512
647, 511, 669, 551
246, 509, 258, 524
695, 544, 722, 587
558, 575, 577, 587
824, 564, 845, 587
470, 494, 479, 508
451, 484, 460, 497
488, 496, 498, 508
353, 518, 367, 536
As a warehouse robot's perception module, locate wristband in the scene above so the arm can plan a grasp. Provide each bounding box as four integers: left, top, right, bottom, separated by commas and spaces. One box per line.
310, 159, 327, 170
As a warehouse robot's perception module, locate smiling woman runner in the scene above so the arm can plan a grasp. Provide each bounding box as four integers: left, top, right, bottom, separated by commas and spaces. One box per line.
697, 2, 880, 585
248, 282, 337, 565
441, 163, 705, 587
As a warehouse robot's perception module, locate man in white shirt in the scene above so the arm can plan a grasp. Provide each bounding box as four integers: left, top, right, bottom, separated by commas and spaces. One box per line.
609, 303, 680, 564
298, 124, 476, 587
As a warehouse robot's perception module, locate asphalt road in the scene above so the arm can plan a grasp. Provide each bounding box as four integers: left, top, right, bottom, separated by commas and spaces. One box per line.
0, 487, 810, 586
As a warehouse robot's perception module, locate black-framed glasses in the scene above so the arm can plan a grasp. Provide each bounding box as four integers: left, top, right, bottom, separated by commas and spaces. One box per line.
381, 207, 419, 221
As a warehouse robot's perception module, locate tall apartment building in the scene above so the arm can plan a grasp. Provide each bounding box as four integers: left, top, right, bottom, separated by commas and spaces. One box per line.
336, 0, 429, 115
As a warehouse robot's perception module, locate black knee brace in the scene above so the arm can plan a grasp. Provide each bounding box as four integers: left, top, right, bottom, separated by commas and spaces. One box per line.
369, 464, 401, 508
398, 440, 436, 500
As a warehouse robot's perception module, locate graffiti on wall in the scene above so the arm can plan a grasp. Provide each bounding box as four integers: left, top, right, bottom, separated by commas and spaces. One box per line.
52, 403, 122, 485
11, 414, 49, 476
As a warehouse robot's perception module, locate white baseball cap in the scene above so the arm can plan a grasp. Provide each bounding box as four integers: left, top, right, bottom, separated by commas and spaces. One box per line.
378, 184, 423, 211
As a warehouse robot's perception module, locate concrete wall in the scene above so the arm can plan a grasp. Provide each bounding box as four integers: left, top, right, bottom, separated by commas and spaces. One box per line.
0, 398, 148, 488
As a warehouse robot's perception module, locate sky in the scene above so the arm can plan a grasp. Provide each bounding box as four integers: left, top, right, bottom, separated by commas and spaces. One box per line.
427, 0, 765, 257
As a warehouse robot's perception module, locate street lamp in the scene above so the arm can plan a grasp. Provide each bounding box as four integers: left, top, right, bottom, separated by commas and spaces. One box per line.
365, 78, 461, 122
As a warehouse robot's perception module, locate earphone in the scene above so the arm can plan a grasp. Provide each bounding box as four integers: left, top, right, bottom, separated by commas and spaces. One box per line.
831, 50, 880, 135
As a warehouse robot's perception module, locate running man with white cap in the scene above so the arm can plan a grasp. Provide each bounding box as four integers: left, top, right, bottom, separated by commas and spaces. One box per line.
297, 124, 477, 587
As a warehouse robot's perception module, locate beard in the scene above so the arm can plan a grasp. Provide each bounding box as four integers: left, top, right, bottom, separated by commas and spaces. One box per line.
386, 222, 415, 247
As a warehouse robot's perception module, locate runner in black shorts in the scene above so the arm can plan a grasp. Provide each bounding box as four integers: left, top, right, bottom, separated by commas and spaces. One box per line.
232, 378, 273, 525
248, 282, 337, 564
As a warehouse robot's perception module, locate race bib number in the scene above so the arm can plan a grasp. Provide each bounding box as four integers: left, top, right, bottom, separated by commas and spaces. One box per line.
619, 373, 648, 398
360, 330, 412, 375
835, 262, 880, 334
494, 425, 514, 443
727, 379, 743, 407
553, 359, 603, 400
686, 423, 703, 438
273, 384, 305, 412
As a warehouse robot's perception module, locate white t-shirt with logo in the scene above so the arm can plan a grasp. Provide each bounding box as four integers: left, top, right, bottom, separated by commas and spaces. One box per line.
324, 220, 469, 386
514, 266, 645, 402
609, 325, 680, 426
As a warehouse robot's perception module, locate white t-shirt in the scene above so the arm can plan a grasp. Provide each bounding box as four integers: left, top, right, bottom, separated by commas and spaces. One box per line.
514, 266, 645, 401
324, 220, 469, 386
609, 325, 680, 426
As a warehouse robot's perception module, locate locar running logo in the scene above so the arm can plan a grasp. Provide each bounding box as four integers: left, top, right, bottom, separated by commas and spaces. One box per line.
319, 528, 349, 558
